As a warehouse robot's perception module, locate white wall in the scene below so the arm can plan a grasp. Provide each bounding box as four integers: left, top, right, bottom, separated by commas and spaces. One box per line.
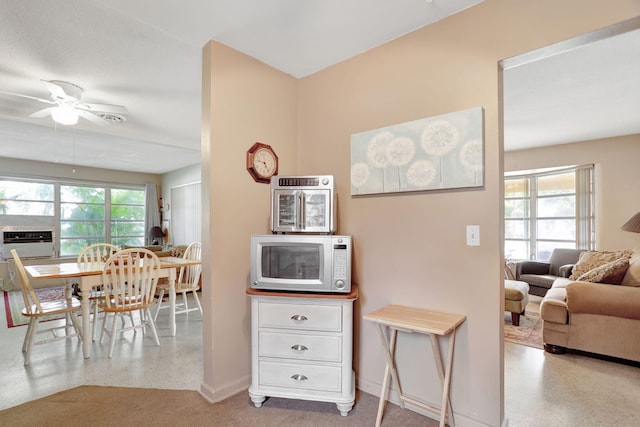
160, 163, 201, 245
161, 163, 201, 217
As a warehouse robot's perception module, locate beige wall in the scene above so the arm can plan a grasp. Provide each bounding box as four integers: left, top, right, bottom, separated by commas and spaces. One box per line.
0, 157, 160, 186
201, 1, 640, 426
505, 134, 640, 251
200, 41, 300, 400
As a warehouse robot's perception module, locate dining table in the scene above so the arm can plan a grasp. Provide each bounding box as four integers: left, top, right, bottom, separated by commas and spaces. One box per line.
24, 256, 201, 359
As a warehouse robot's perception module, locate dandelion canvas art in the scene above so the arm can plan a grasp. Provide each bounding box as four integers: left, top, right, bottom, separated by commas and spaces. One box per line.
350, 107, 484, 195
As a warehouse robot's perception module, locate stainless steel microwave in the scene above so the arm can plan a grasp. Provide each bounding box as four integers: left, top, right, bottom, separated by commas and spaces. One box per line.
250, 234, 351, 293
270, 175, 335, 234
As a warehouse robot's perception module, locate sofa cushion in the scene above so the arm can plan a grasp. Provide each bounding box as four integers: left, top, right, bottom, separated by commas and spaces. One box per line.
569, 250, 632, 280
518, 274, 557, 289
621, 248, 640, 287
576, 257, 630, 285
551, 277, 576, 289
123, 244, 163, 252
566, 282, 640, 320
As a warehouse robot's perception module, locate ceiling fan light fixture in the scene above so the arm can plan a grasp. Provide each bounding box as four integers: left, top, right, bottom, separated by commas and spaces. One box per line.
51, 105, 79, 125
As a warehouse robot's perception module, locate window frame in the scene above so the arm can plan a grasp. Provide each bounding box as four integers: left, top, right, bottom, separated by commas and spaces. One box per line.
0, 176, 146, 257
504, 165, 595, 261
0, 179, 55, 216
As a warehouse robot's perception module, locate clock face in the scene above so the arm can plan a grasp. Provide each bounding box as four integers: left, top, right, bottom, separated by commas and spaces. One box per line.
246, 142, 278, 183
253, 148, 277, 177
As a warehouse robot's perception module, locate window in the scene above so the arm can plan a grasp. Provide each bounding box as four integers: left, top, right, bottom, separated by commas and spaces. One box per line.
1, 178, 146, 257
111, 188, 145, 247
59, 185, 145, 256
60, 185, 106, 255
0, 180, 54, 216
504, 165, 594, 261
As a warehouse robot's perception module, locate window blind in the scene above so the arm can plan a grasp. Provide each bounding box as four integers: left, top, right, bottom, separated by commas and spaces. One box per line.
170, 182, 201, 246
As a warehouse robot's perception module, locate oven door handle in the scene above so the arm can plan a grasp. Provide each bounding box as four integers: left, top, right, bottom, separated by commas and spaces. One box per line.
296, 191, 305, 230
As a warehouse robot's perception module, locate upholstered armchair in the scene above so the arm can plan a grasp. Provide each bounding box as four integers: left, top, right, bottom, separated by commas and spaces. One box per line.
515, 248, 584, 296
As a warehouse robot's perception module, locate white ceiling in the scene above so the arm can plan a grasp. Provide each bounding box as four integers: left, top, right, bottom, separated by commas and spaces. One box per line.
503, 20, 640, 151
0, 1, 637, 174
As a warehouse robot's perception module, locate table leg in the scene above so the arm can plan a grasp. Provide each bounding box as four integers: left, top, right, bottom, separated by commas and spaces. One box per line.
80, 278, 92, 358
168, 268, 177, 336
442, 329, 457, 427
64, 281, 73, 335
375, 360, 390, 427
430, 330, 457, 427
375, 325, 402, 427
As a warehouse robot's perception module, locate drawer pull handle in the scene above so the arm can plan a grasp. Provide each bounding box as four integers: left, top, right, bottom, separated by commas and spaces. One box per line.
291, 344, 308, 351
290, 315, 308, 321
291, 374, 308, 381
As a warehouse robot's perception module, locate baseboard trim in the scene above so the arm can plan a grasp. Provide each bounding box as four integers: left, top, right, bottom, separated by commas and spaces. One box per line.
199, 375, 250, 403
357, 377, 497, 427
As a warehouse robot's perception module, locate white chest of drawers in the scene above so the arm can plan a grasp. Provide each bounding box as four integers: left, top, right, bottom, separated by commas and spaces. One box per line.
247, 285, 358, 416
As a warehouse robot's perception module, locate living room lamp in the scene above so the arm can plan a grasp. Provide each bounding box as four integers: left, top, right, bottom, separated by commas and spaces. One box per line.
621, 212, 640, 233
148, 226, 165, 245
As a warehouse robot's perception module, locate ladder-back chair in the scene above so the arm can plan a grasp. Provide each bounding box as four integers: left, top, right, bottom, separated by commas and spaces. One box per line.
77, 243, 120, 340
154, 242, 202, 321
11, 249, 83, 366
99, 248, 161, 358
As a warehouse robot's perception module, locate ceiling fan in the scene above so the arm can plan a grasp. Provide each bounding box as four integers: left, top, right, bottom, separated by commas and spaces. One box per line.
0, 79, 128, 126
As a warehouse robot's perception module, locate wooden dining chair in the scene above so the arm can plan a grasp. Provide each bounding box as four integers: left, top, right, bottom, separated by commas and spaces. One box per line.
10, 249, 83, 366
77, 243, 120, 341
154, 242, 202, 321
99, 248, 161, 358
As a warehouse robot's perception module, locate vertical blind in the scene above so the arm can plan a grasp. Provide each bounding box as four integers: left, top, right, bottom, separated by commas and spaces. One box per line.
170, 182, 201, 245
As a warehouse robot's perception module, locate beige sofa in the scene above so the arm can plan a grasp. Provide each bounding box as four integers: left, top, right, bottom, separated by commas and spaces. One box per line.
123, 244, 187, 258
540, 248, 640, 362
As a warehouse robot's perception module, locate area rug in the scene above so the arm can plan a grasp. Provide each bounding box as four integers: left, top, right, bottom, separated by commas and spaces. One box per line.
504, 307, 543, 349
3, 286, 67, 328
0, 386, 438, 427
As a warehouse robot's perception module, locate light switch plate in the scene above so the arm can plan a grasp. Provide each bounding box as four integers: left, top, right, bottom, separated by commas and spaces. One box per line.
466, 225, 480, 246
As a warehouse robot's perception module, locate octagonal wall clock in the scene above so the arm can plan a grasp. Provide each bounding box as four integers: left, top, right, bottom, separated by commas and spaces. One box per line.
246, 142, 278, 183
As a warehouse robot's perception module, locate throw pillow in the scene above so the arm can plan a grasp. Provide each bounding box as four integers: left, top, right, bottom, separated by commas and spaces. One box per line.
570, 250, 632, 280
576, 257, 630, 284
170, 245, 188, 258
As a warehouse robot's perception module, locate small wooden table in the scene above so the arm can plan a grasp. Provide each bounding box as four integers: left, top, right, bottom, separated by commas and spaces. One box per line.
363, 304, 466, 427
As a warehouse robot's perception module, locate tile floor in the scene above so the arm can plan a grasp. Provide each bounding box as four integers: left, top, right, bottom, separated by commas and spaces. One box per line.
0, 292, 203, 410
1, 292, 639, 426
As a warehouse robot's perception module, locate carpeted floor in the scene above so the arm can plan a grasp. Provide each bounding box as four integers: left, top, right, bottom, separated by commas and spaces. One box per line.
0, 385, 440, 427
504, 299, 543, 350
3, 286, 67, 327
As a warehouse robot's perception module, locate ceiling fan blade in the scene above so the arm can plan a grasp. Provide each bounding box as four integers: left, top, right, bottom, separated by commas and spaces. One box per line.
78, 102, 128, 115
41, 79, 69, 100
30, 107, 56, 118
77, 109, 110, 126
0, 90, 55, 104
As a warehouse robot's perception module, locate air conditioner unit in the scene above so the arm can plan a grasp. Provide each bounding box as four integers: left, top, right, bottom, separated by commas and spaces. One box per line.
1, 230, 55, 260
